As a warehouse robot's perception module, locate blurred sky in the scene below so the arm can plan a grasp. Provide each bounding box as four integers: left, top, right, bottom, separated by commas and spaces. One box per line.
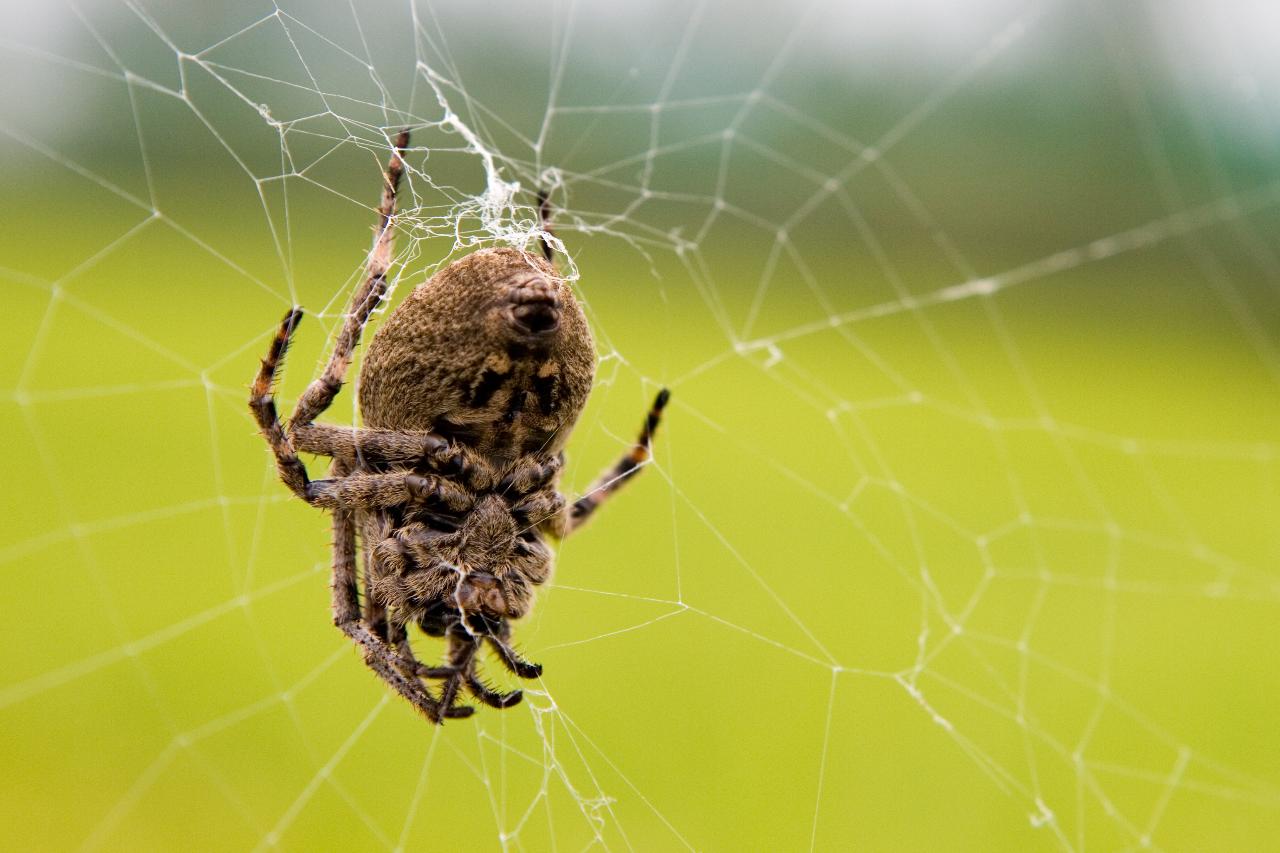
3, 0, 1278, 148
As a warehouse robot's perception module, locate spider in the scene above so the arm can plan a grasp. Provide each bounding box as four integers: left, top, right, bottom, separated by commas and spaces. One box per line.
249, 130, 669, 723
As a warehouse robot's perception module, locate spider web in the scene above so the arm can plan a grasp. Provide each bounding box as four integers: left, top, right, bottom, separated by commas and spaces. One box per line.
3, 0, 1280, 849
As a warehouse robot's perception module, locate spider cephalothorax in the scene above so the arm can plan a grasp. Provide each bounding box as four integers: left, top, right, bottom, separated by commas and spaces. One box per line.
250, 130, 668, 722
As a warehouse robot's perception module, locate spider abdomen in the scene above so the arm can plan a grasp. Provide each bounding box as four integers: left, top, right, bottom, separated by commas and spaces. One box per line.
358, 248, 595, 463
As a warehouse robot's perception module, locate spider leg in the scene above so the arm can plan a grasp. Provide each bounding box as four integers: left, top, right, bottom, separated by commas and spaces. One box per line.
435, 634, 475, 711
536, 187, 555, 264
361, 508, 390, 642
290, 130, 410, 429
488, 639, 543, 680
293, 423, 453, 466
421, 626, 525, 711
497, 454, 563, 497
466, 672, 524, 709
563, 388, 670, 536
249, 308, 311, 501
292, 423, 486, 487
512, 489, 566, 545
484, 621, 543, 680
388, 617, 413, 663
305, 470, 469, 511
330, 488, 466, 723
388, 615, 474, 719
249, 132, 410, 502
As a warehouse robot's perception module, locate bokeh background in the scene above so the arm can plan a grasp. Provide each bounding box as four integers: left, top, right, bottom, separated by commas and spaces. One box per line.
2, 1, 1279, 850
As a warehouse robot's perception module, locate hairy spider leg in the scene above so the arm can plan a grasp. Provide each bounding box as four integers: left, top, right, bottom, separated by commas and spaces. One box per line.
292, 422, 450, 466
252, 313, 465, 510
291, 128, 409, 429
359, 511, 393, 643
435, 632, 480, 712
566, 388, 671, 535
486, 628, 544, 680
250, 129, 411, 502
304, 470, 467, 510
289, 423, 510, 498
251, 131, 470, 724
247, 374, 465, 511
330, 459, 468, 723
432, 627, 526, 711
249, 307, 309, 500
465, 668, 525, 709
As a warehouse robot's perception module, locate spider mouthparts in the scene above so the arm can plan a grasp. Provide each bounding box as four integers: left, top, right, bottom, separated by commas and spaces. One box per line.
457, 571, 507, 614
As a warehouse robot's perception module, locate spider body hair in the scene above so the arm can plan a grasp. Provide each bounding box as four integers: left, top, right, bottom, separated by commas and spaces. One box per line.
359, 248, 596, 464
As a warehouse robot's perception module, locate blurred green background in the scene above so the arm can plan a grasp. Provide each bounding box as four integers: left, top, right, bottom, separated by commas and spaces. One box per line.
2, 1, 1280, 850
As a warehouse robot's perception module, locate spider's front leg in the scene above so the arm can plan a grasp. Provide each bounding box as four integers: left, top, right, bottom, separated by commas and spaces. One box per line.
392, 610, 524, 713
483, 616, 544, 680
249, 308, 311, 500
432, 618, 527, 711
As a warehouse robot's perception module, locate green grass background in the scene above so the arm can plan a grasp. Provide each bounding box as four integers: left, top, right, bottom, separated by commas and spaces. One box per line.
2, 1, 1280, 850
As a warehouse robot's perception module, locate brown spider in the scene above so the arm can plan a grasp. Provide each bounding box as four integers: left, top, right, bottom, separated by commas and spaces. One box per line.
249, 130, 668, 722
